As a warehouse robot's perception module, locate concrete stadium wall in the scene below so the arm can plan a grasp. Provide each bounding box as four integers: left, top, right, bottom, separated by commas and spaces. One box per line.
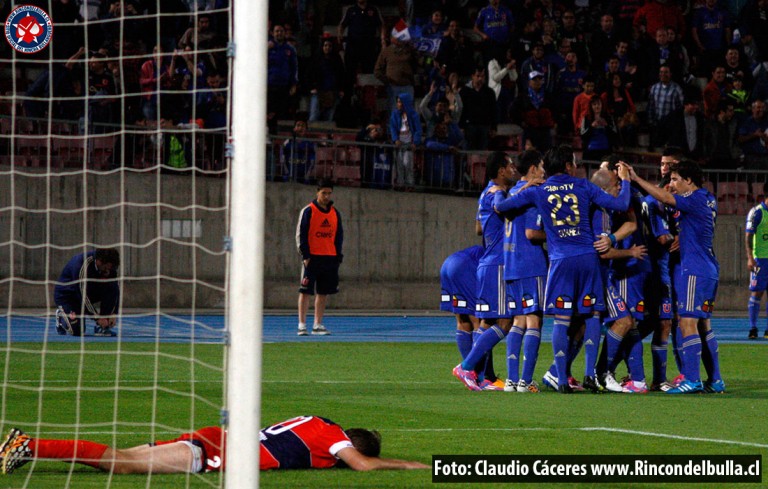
0, 172, 753, 311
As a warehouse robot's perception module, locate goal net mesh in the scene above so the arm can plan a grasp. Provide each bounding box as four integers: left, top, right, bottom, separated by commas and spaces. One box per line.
0, 1, 234, 486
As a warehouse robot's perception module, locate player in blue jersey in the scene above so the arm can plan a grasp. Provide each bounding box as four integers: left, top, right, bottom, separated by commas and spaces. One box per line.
744, 183, 768, 339
491, 145, 631, 393
628, 160, 724, 394
590, 169, 649, 394
440, 246, 484, 360
499, 150, 547, 393
452, 152, 536, 391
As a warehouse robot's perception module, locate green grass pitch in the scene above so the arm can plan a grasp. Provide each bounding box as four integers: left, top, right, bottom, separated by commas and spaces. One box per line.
0, 341, 766, 488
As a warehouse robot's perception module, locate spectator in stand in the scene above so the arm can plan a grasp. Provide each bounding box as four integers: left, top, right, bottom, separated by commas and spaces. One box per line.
572, 76, 596, 137
84, 50, 118, 128
519, 43, 556, 94
356, 118, 390, 188
601, 72, 638, 147
691, 0, 731, 76
647, 65, 684, 149
487, 48, 518, 124
421, 9, 447, 39
544, 37, 572, 72
664, 95, 708, 160
558, 9, 588, 65
101, 0, 145, 48
178, 14, 217, 49
726, 75, 749, 123
513, 16, 540, 63
632, 0, 685, 43
267, 24, 299, 134
338, 0, 386, 90
724, 47, 754, 93
640, 27, 685, 88
738, 0, 768, 65
425, 121, 465, 188
419, 88, 462, 138
196, 70, 227, 129
282, 119, 316, 183
610, 0, 644, 39
388, 92, 422, 190
737, 99, 768, 169
474, 0, 516, 66
539, 18, 559, 57
579, 95, 616, 162
164, 70, 194, 125
554, 50, 586, 137
703, 65, 730, 120
511, 71, 556, 151
307, 38, 346, 123
436, 20, 477, 79
375, 31, 419, 113
459, 67, 498, 150
589, 14, 618, 77
706, 99, 740, 170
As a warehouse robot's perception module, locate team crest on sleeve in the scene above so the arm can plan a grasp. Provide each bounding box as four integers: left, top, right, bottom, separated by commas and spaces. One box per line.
5, 5, 53, 53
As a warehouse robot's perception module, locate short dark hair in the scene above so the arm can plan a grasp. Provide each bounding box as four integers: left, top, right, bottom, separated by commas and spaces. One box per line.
485, 151, 509, 181
345, 428, 381, 457
543, 145, 574, 176
316, 179, 334, 190
95, 248, 120, 268
662, 146, 684, 159
517, 150, 542, 176
602, 154, 621, 172
671, 159, 703, 187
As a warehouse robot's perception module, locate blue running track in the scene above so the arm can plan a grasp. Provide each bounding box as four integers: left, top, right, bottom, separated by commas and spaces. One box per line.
0, 314, 762, 344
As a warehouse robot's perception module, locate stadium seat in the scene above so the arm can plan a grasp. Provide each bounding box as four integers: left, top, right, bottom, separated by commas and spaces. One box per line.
701, 181, 715, 195
314, 146, 336, 181
717, 181, 749, 215
468, 153, 488, 188
752, 182, 766, 203
13, 136, 48, 166
90, 135, 115, 170
52, 136, 86, 168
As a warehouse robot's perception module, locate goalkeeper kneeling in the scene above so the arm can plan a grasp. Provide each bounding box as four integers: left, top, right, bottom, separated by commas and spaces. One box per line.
54, 248, 120, 337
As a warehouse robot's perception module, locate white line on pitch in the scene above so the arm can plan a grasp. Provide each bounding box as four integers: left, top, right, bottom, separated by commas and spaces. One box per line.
389, 427, 768, 449
579, 427, 768, 449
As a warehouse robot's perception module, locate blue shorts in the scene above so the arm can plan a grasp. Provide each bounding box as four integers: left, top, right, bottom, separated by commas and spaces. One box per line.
674, 272, 718, 319
616, 271, 649, 321
749, 258, 768, 292
475, 264, 508, 319
645, 275, 673, 320
440, 265, 477, 316
602, 278, 630, 324
506, 276, 545, 316
545, 254, 605, 316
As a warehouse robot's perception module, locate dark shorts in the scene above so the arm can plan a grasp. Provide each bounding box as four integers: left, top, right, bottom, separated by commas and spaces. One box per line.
299, 256, 340, 295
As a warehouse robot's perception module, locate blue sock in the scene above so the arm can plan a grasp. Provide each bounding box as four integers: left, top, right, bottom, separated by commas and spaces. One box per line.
671, 324, 683, 374
749, 296, 760, 328
456, 330, 473, 360
651, 340, 668, 384
552, 319, 570, 387
566, 336, 583, 378
625, 329, 645, 382
505, 326, 524, 383
472, 327, 486, 379
521, 328, 541, 383
462, 326, 506, 371
583, 316, 601, 378
701, 330, 721, 382
605, 329, 625, 373
680, 333, 702, 382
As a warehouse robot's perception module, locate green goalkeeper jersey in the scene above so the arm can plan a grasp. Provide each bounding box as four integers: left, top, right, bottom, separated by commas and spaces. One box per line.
746, 202, 768, 259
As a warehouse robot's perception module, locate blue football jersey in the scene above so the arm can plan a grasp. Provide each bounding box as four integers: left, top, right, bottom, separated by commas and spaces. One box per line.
494, 174, 630, 261
477, 181, 507, 267
673, 188, 719, 279
502, 180, 548, 280
613, 188, 653, 276
645, 194, 672, 287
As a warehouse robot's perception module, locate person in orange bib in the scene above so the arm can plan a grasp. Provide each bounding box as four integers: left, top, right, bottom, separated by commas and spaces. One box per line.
295, 180, 344, 336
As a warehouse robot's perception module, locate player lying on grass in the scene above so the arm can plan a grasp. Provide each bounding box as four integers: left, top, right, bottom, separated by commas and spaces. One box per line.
0, 415, 429, 474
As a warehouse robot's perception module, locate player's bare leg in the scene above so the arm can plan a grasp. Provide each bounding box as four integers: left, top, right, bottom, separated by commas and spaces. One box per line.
101, 443, 196, 474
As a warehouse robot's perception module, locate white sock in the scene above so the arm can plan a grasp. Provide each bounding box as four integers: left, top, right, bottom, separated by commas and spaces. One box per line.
298, 322, 306, 329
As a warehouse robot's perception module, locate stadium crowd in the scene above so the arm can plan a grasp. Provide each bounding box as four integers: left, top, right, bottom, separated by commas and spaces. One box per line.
445, 146, 725, 395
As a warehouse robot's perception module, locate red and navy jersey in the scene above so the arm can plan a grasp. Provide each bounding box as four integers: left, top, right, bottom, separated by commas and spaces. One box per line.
259, 416, 353, 470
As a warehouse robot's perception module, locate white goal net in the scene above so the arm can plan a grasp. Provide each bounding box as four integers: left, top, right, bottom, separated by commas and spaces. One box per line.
0, 0, 264, 487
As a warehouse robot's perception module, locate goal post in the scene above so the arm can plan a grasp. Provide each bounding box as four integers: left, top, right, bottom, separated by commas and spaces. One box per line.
225, 0, 268, 487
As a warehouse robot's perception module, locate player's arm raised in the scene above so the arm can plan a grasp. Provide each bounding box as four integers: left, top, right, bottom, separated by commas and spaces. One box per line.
336, 447, 429, 470
628, 166, 676, 206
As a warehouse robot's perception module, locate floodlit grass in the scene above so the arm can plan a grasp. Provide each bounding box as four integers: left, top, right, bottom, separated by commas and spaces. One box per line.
0, 342, 766, 488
